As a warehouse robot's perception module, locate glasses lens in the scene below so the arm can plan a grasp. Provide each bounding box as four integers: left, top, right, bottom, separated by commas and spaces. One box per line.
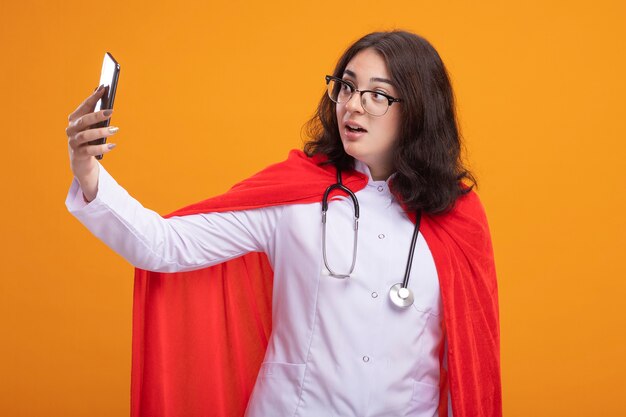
327, 79, 352, 103
361, 92, 389, 116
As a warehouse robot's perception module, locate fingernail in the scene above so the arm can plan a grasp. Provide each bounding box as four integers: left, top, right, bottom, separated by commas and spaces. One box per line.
108, 126, 119, 134
107, 143, 117, 150
103, 109, 113, 117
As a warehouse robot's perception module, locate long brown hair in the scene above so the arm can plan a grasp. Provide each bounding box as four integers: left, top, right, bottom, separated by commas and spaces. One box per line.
304, 30, 476, 214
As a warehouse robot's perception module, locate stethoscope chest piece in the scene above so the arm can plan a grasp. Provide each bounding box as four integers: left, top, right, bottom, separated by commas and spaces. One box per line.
389, 283, 414, 308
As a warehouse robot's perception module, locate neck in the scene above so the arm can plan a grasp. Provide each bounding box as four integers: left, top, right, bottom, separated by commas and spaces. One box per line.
368, 164, 393, 181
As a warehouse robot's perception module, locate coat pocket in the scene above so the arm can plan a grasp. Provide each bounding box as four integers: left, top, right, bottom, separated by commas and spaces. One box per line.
246, 362, 306, 416
404, 379, 440, 416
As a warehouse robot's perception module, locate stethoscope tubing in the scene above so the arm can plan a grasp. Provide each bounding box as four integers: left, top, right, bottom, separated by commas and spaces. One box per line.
321, 168, 422, 308
401, 210, 421, 289
321, 170, 359, 278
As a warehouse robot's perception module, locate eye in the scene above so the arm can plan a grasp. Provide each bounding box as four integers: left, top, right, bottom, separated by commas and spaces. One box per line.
369, 91, 388, 103
341, 81, 355, 93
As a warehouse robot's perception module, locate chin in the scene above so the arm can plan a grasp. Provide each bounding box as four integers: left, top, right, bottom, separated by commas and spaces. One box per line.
341, 140, 367, 163
341, 141, 360, 160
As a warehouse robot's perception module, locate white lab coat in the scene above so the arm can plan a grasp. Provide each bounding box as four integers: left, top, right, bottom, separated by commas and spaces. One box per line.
66, 160, 452, 417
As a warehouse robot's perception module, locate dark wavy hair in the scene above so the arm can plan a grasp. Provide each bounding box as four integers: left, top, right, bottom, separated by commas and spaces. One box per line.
303, 30, 476, 214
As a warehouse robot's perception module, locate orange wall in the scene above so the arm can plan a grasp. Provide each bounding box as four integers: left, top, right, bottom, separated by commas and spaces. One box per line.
1, 1, 624, 416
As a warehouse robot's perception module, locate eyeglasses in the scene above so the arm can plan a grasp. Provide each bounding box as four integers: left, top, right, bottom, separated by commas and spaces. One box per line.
325, 75, 402, 116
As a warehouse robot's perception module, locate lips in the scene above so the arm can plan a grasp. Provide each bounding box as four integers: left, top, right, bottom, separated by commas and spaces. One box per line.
344, 121, 367, 133
343, 121, 368, 141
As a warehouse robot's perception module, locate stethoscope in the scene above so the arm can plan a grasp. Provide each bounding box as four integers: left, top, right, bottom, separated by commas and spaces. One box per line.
321, 169, 422, 308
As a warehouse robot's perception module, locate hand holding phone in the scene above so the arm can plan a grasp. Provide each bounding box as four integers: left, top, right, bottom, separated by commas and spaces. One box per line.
88, 52, 120, 160
65, 53, 121, 201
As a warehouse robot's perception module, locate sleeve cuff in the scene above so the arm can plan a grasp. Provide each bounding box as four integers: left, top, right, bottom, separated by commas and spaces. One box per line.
65, 162, 119, 213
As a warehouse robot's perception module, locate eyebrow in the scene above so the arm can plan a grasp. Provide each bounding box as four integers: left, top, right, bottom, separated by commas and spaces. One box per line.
343, 69, 394, 85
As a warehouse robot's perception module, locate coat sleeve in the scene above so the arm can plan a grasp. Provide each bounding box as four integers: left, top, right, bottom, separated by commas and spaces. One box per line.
66, 162, 284, 272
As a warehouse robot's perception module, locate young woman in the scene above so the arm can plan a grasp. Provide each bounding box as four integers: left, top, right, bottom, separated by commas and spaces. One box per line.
66, 31, 501, 417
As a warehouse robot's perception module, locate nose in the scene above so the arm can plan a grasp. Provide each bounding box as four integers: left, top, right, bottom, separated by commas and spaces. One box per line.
344, 91, 364, 114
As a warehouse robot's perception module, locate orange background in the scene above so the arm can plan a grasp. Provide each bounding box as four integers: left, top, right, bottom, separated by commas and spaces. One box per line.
1, 0, 625, 416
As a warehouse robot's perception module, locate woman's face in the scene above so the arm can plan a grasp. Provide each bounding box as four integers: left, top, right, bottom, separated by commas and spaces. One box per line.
336, 48, 402, 180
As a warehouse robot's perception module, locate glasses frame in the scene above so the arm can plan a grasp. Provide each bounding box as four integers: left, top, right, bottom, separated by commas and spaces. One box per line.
325, 75, 402, 116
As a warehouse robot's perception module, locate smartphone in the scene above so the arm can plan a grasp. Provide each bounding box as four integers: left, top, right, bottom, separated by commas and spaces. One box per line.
89, 52, 120, 160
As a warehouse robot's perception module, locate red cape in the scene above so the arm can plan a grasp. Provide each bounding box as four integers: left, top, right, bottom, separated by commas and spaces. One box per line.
131, 150, 501, 417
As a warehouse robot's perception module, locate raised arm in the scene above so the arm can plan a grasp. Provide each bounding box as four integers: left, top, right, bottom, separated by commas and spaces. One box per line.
65, 87, 282, 272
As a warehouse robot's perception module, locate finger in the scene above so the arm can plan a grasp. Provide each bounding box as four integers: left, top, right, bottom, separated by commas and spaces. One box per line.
65, 108, 113, 137
77, 142, 117, 158
69, 126, 119, 149
67, 85, 106, 123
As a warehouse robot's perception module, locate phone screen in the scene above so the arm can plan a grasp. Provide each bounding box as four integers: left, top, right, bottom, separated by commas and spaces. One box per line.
90, 52, 120, 159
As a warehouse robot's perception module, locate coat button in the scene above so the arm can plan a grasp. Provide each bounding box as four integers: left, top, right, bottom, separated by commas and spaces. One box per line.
377, 186, 384, 192
371, 292, 378, 298
378, 234, 385, 239
362, 356, 370, 363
